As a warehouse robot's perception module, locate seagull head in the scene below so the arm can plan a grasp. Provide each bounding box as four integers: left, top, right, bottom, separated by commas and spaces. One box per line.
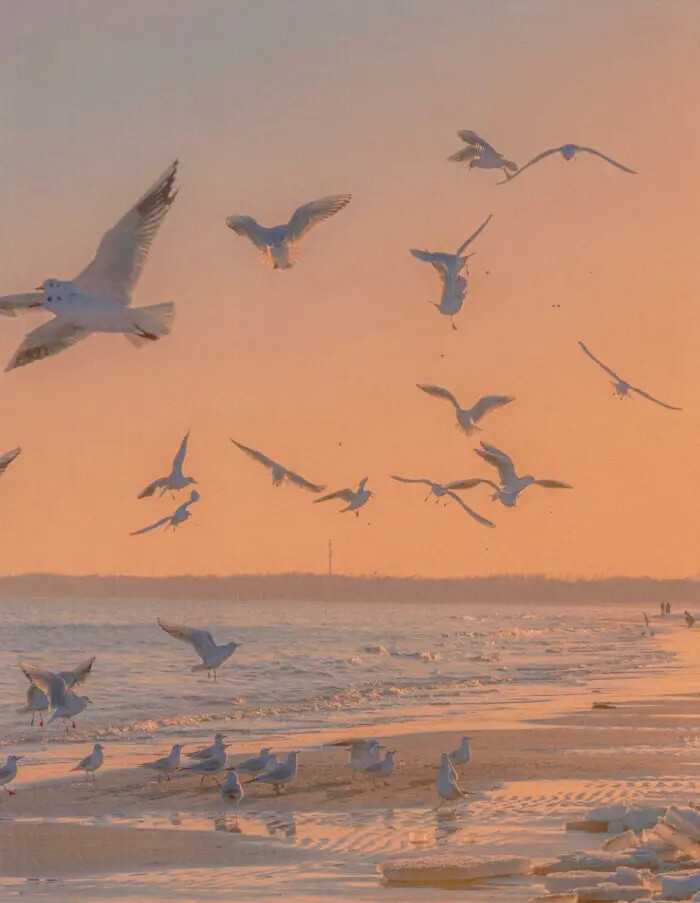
7, 755, 22, 763
560, 145, 578, 160
37, 279, 76, 314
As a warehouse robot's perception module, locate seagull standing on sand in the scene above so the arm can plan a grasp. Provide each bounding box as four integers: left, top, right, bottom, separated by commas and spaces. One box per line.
234, 748, 278, 776
225, 194, 351, 269
498, 143, 636, 184
17, 685, 49, 727
138, 433, 197, 499
246, 751, 298, 794
454, 442, 573, 508
221, 770, 244, 817
189, 733, 228, 761
20, 660, 94, 731
2, 160, 178, 371
362, 749, 396, 787
449, 736, 472, 770
435, 752, 466, 810
71, 743, 104, 782
131, 490, 200, 536
447, 130, 518, 178
0, 756, 22, 796
183, 743, 228, 786
230, 440, 325, 493
157, 620, 241, 680
391, 476, 495, 527
417, 384, 515, 435
314, 478, 372, 516
578, 342, 681, 410
142, 744, 186, 782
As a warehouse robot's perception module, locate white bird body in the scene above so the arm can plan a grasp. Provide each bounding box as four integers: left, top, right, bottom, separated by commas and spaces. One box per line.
314, 478, 372, 515
183, 745, 228, 785
139, 433, 197, 499
362, 750, 395, 786
436, 752, 465, 807
499, 143, 636, 184
226, 194, 351, 269
158, 620, 240, 679
450, 736, 471, 767
131, 489, 200, 536
189, 734, 228, 761
391, 475, 495, 528
234, 748, 277, 775
334, 739, 383, 777
246, 751, 298, 794
230, 439, 325, 492
72, 743, 104, 781
448, 130, 518, 177
221, 770, 244, 810
2, 160, 178, 370
578, 342, 681, 410
17, 685, 49, 726
0, 755, 22, 795
20, 659, 94, 731
417, 384, 515, 435
143, 743, 185, 781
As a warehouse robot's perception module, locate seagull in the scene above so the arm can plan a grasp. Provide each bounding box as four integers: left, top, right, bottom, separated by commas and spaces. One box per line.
0, 448, 21, 479
314, 478, 372, 516
326, 738, 382, 779
189, 734, 228, 761
456, 442, 572, 507
130, 489, 200, 536
245, 751, 298, 794
225, 194, 351, 269
234, 748, 278, 776
435, 752, 466, 810
417, 384, 515, 435
221, 769, 244, 818
447, 130, 518, 178
391, 476, 495, 527
71, 743, 104, 782
362, 750, 395, 787
142, 744, 186, 782
498, 143, 636, 184
449, 736, 472, 769
182, 746, 228, 786
684, 611, 696, 629
19, 659, 95, 731
410, 215, 492, 329
138, 432, 197, 499
17, 685, 49, 727
2, 160, 179, 370
0, 756, 22, 796
578, 341, 681, 410
157, 619, 241, 680
230, 439, 325, 493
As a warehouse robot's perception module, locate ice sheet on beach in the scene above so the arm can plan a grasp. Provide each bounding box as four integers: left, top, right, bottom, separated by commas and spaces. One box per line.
379, 854, 533, 885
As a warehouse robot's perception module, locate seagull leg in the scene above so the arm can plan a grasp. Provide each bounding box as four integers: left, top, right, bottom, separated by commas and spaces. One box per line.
433, 800, 446, 811
213, 777, 221, 787
274, 784, 281, 795
72, 721, 77, 730
30, 712, 35, 726
213, 671, 218, 682
450, 317, 457, 330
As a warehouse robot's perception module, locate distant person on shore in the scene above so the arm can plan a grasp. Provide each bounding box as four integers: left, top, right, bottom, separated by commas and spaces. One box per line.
660, 602, 665, 617
683, 610, 695, 628
643, 612, 650, 631
665, 602, 671, 615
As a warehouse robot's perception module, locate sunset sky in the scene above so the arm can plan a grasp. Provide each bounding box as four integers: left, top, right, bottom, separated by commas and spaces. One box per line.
0, 0, 697, 579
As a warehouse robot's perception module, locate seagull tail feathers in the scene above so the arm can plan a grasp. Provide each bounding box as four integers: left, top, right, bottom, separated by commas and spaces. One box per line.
125, 302, 175, 347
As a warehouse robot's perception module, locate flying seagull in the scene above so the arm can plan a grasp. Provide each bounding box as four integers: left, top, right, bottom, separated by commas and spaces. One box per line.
391, 476, 495, 527
19, 660, 93, 731
0, 448, 21, 478
130, 489, 200, 536
447, 130, 517, 178
17, 654, 94, 727
314, 478, 372, 515
455, 442, 572, 507
230, 439, 325, 492
417, 384, 514, 435
2, 160, 179, 370
139, 432, 197, 499
225, 194, 351, 269
498, 143, 636, 184
157, 619, 241, 680
578, 342, 681, 411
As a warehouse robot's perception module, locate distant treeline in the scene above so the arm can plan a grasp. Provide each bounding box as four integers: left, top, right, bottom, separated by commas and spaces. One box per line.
0, 573, 697, 604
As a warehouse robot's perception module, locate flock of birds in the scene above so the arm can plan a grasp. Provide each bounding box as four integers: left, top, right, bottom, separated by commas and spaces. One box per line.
0, 128, 680, 540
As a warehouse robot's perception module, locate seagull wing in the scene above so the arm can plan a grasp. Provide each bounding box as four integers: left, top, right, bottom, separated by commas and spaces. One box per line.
534, 479, 573, 489
469, 395, 515, 423
5, 319, 90, 372
578, 147, 637, 174
390, 475, 431, 486
577, 341, 622, 381
456, 130, 493, 152
314, 488, 355, 504
285, 194, 351, 243
0, 447, 21, 477
74, 160, 178, 304
230, 439, 276, 471
283, 468, 326, 493
225, 215, 271, 250
130, 514, 172, 536
446, 491, 496, 527
417, 383, 460, 408
19, 662, 69, 708
0, 292, 43, 317
445, 478, 498, 491
475, 442, 517, 485
137, 477, 169, 499
455, 214, 493, 255
629, 386, 682, 410
157, 619, 217, 661
496, 147, 560, 184
59, 656, 96, 690
172, 432, 190, 477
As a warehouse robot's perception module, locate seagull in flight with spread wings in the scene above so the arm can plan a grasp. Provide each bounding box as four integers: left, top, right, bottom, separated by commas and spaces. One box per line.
139, 432, 197, 499
1, 161, 178, 371
447, 130, 518, 178
314, 478, 372, 516
417, 384, 514, 436
225, 194, 351, 269
498, 143, 636, 184
19, 659, 95, 731
157, 619, 241, 679
230, 439, 325, 493
130, 490, 200, 536
578, 342, 681, 411
391, 476, 494, 527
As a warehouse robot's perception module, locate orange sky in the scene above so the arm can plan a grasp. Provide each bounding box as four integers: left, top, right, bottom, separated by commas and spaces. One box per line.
0, 0, 697, 578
